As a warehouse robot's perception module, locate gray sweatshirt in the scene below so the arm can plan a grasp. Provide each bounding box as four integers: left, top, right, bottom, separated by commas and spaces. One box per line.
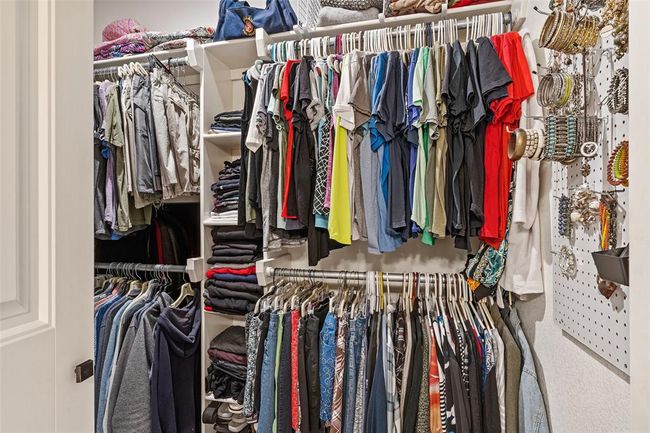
110, 293, 171, 433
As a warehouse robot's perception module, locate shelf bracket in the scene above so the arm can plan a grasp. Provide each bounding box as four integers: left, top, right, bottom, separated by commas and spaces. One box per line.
185, 39, 204, 72
255, 27, 273, 60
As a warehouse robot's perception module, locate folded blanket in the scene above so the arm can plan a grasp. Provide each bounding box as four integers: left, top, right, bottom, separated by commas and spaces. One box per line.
317, 6, 380, 26
94, 26, 214, 60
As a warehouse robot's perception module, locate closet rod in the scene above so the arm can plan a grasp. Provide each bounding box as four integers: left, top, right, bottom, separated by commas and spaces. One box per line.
266, 267, 465, 284
93, 56, 188, 77
266, 11, 512, 53
94, 262, 188, 274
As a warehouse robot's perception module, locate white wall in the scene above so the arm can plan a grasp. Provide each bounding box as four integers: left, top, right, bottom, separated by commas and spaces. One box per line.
93, 1, 632, 431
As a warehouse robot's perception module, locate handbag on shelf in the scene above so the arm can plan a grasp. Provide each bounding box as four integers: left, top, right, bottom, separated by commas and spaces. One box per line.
213, 0, 297, 41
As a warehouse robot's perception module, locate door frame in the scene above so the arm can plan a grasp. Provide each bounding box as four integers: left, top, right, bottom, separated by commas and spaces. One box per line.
0, 0, 94, 431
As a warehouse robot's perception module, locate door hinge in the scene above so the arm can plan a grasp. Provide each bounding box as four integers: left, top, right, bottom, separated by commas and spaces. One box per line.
75, 359, 94, 383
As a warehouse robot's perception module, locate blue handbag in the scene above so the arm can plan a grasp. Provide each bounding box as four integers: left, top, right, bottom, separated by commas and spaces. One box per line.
213, 0, 297, 41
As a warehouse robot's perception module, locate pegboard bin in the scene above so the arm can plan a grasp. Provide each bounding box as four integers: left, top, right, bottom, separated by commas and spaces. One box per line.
592, 245, 629, 285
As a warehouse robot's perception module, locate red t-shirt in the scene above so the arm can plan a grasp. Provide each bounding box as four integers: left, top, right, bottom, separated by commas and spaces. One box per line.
480, 33, 533, 249
280, 60, 301, 219
205, 265, 257, 278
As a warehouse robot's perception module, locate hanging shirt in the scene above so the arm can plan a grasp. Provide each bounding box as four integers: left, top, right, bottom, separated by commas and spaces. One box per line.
329, 54, 353, 245
500, 28, 545, 298
370, 53, 401, 253
430, 45, 448, 238
480, 33, 533, 248
280, 59, 301, 219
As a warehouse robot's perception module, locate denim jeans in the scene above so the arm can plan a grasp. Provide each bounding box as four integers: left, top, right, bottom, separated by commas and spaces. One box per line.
510, 308, 550, 433
319, 312, 337, 423
257, 313, 279, 433
342, 316, 365, 433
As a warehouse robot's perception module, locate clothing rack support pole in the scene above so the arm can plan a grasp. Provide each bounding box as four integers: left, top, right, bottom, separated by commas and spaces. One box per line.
94, 262, 188, 274
264, 11, 512, 58
265, 266, 464, 284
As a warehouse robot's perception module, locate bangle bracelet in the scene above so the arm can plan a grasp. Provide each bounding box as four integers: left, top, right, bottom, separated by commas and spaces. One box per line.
607, 140, 629, 187
508, 128, 527, 161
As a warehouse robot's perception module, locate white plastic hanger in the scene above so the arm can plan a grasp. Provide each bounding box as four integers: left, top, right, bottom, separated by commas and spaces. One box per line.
171, 283, 194, 308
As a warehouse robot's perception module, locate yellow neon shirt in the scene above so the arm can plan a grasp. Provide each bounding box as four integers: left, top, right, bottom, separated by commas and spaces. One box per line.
327, 117, 351, 245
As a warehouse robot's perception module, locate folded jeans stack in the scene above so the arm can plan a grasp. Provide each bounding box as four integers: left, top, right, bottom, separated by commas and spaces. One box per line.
206, 326, 248, 403
211, 110, 243, 133
208, 159, 241, 224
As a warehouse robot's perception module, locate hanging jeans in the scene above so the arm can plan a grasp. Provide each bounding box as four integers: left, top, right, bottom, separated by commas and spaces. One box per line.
257, 313, 279, 433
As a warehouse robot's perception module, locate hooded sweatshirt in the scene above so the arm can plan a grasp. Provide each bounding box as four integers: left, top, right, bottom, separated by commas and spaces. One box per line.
151, 294, 202, 433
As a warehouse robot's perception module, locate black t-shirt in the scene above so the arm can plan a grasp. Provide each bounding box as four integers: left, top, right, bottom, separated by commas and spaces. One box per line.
445, 41, 471, 250
465, 40, 487, 239
477, 37, 512, 114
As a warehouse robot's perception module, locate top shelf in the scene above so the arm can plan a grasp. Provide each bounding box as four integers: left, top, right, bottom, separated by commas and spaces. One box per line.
94, 0, 518, 71
93, 47, 190, 68
202, 38, 259, 70
266, 0, 514, 44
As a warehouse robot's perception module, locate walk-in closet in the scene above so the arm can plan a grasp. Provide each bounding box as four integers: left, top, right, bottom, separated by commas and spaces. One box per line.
2, 0, 649, 432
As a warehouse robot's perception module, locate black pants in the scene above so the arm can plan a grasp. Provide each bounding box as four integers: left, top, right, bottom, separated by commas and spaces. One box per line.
276, 313, 293, 433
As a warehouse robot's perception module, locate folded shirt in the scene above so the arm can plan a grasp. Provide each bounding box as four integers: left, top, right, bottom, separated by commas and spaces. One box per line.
207, 255, 259, 265
206, 286, 261, 303
211, 184, 239, 193
208, 262, 256, 270
204, 297, 254, 315
212, 227, 260, 241
208, 273, 259, 283
217, 174, 240, 182
216, 190, 239, 200
211, 358, 247, 381
212, 242, 260, 251
206, 279, 263, 294
206, 265, 257, 277
209, 210, 238, 219
207, 347, 248, 365
209, 325, 247, 355
213, 110, 243, 121
211, 127, 241, 133
211, 245, 259, 255
213, 204, 239, 213
215, 199, 239, 207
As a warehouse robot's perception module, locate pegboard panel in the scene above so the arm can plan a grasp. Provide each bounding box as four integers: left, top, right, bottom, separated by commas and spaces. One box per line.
551, 31, 629, 374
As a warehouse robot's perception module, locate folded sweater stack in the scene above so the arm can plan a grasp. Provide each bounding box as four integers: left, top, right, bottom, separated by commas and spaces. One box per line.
204, 266, 262, 315
206, 326, 247, 403
204, 227, 263, 315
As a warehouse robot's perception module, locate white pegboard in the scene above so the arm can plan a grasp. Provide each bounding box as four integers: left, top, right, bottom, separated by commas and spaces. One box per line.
551, 32, 629, 374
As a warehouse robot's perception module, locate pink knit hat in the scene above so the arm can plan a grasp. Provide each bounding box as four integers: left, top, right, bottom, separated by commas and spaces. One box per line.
102, 18, 148, 42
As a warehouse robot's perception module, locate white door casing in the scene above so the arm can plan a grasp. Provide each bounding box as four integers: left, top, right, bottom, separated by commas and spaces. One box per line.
0, 0, 93, 432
